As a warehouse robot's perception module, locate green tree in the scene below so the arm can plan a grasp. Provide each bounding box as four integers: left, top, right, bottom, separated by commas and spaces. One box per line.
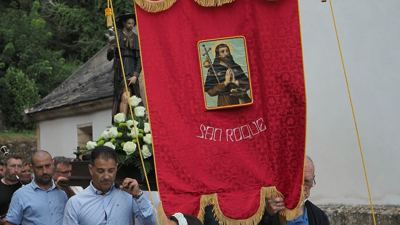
0, 1, 78, 97
42, 0, 134, 62
0, 67, 40, 131
0, 0, 134, 131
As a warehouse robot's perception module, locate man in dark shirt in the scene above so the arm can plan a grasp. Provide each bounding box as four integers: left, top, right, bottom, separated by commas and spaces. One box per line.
257, 156, 330, 225
0, 162, 5, 179
0, 155, 22, 225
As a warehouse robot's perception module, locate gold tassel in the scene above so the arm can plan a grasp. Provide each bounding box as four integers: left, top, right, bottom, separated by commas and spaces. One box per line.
105, 8, 113, 27
135, 0, 177, 13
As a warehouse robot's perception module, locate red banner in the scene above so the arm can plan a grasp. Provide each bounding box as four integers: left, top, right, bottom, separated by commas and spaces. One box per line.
136, 0, 306, 221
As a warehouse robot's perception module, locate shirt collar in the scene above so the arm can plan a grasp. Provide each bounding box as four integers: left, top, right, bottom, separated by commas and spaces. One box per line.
89, 181, 115, 196
31, 179, 56, 191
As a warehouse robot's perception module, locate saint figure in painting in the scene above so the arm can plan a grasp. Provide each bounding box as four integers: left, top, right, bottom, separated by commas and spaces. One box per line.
204, 43, 250, 107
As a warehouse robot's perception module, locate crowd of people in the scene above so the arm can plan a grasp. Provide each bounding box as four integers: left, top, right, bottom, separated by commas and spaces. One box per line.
0, 148, 159, 225
0, 145, 329, 225
0, 10, 329, 225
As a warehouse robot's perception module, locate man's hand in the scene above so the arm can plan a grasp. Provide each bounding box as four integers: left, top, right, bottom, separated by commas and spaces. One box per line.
230, 70, 239, 86
119, 178, 141, 197
224, 68, 233, 86
55, 177, 69, 190
55, 177, 76, 198
128, 76, 137, 85
265, 197, 286, 216
0, 216, 6, 225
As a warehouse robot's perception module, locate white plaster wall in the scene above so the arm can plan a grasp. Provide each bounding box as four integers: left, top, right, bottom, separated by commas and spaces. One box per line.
38, 109, 111, 158
299, 0, 400, 205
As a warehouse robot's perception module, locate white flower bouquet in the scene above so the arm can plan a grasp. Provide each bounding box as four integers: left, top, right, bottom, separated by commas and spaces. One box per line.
85, 96, 153, 178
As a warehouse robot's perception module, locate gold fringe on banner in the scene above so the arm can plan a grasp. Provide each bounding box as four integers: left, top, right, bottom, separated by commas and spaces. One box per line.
135, 0, 177, 13
157, 186, 304, 225
158, 202, 169, 224
194, 0, 235, 7
135, 0, 280, 13
282, 187, 305, 221
194, 0, 278, 7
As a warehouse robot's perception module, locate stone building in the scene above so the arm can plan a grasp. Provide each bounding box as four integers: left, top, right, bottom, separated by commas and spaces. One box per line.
25, 45, 113, 158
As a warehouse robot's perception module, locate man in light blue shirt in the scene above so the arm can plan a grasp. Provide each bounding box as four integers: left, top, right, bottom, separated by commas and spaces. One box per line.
63, 146, 158, 225
6, 150, 68, 225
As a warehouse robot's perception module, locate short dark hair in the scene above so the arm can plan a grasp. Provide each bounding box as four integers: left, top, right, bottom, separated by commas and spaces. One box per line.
53, 156, 70, 170
169, 213, 203, 225
122, 17, 135, 25
90, 146, 117, 166
4, 154, 22, 166
0, 161, 5, 166
215, 43, 230, 57
31, 150, 52, 166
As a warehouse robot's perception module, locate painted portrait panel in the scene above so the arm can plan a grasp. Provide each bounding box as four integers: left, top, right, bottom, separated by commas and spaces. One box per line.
198, 36, 253, 110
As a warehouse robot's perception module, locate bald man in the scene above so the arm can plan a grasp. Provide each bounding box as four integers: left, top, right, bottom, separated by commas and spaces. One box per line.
204, 156, 330, 225
6, 150, 68, 225
259, 155, 330, 225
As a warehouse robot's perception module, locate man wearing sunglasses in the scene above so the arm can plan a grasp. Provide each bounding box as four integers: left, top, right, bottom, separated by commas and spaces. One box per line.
52, 156, 75, 197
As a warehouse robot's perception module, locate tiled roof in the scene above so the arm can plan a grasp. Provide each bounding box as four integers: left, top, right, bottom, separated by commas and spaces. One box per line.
25, 45, 114, 115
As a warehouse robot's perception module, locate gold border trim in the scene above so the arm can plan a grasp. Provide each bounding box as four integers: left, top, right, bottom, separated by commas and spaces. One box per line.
157, 187, 304, 224
197, 36, 254, 111
135, 0, 177, 13
135, 3, 163, 225
135, 0, 280, 13
158, 202, 168, 224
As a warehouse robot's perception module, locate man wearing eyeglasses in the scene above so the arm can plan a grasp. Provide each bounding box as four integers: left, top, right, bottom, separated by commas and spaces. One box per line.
204, 155, 330, 225
259, 155, 330, 225
52, 156, 76, 198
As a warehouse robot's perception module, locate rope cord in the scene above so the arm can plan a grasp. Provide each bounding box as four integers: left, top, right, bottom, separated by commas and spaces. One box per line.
328, 1, 376, 224
109, 1, 160, 224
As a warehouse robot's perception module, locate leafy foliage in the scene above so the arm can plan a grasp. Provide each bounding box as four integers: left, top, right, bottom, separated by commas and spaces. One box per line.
42, 0, 134, 62
0, 0, 136, 131
0, 1, 76, 97
0, 67, 40, 131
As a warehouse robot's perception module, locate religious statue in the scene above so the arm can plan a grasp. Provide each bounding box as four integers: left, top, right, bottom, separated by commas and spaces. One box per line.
107, 13, 141, 121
